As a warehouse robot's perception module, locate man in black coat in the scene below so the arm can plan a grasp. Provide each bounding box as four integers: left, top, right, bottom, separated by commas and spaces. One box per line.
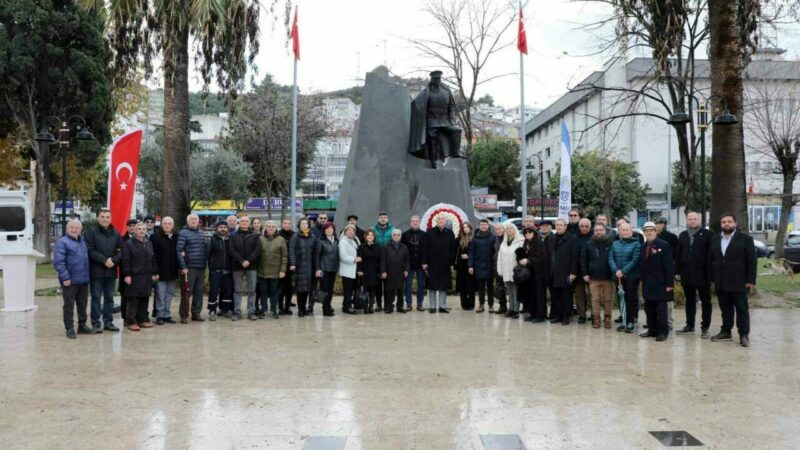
675, 212, 713, 337
548, 219, 577, 325
121, 223, 158, 331
151, 216, 180, 324
567, 209, 581, 235
425, 215, 457, 313
207, 221, 233, 320
402, 215, 429, 311
708, 213, 757, 347
639, 222, 675, 341
278, 218, 295, 314
230, 216, 262, 321
534, 220, 554, 320
84, 208, 123, 332
571, 218, 592, 323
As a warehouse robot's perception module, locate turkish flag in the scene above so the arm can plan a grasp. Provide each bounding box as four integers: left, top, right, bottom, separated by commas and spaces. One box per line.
107, 130, 142, 232
517, 8, 527, 55
291, 7, 300, 60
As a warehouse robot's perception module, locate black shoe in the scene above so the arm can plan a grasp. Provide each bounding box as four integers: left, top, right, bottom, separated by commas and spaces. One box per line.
180, 317, 189, 324
191, 314, 205, 322
625, 324, 635, 333
272, 313, 280, 319
701, 328, 710, 339
291, 302, 297, 307
156, 318, 165, 325
417, 305, 425, 311
258, 313, 267, 319
323, 310, 335, 317
655, 335, 667, 342
298, 310, 306, 317
496, 307, 508, 315
550, 318, 561, 324
523, 315, 535, 322
92, 324, 104, 334
165, 318, 177, 324
711, 332, 733, 342
398, 308, 407, 314
429, 308, 436, 313
577, 316, 586, 324
280, 309, 292, 315
614, 316, 623, 323
616, 325, 627, 332
561, 319, 570, 325
438, 308, 449, 314
643, 324, 648, 329
476, 307, 485, 313
231, 313, 241, 321
104, 323, 120, 332
66, 329, 77, 339
640, 332, 656, 338
248, 313, 257, 321
343, 308, 356, 315
77, 325, 93, 335
384, 308, 393, 314
676, 326, 695, 334
306, 309, 314, 315
740, 335, 750, 347
531, 318, 545, 323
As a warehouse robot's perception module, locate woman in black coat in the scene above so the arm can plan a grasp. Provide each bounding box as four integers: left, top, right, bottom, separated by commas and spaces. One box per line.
121, 223, 158, 331
455, 222, 477, 310
314, 223, 339, 317
517, 228, 542, 321
468, 219, 496, 313
289, 218, 319, 317
357, 229, 382, 314
380, 229, 410, 313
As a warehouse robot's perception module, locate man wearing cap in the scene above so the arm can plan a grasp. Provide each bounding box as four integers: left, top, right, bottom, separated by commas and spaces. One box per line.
655, 217, 678, 330
344, 214, 365, 242
144, 214, 156, 238
118, 218, 139, 322
207, 220, 233, 321
639, 221, 675, 341
408, 70, 463, 169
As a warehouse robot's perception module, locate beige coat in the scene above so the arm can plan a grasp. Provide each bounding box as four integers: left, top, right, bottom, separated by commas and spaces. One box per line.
496, 232, 524, 283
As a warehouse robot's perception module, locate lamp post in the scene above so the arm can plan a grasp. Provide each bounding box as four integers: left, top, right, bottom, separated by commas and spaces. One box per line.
667, 95, 737, 228
526, 153, 545, 221
34, 116, 95, 235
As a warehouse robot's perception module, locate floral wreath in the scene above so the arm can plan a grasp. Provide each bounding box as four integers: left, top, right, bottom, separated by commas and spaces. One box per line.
420, 203, 469, 238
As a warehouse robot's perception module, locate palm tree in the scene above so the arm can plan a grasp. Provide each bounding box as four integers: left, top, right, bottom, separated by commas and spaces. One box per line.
79, 0, 268, 224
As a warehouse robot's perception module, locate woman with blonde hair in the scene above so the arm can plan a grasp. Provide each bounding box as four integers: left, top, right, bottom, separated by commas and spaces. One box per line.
496, 224, 525, 318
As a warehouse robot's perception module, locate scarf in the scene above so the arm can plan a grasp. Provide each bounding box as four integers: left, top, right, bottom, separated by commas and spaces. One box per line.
687, 225, 701, 246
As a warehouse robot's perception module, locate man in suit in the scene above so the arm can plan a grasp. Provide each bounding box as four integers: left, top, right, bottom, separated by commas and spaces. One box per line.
675, 212, 713, 337
639, 222, 675, 342
708, 213, 757, 347
548, 219, 577, 325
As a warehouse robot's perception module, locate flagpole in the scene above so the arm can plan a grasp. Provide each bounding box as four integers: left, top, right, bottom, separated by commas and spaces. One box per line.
519, 2, 527, 220
290, 56, 298, 230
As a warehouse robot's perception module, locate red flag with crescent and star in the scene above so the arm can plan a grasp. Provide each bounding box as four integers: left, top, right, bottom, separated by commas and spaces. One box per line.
517, 7, 527, 55
291, 7, 300, 60
107, 130, 142, 232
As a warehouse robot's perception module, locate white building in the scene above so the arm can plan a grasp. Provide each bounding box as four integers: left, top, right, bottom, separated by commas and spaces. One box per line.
303, 97, 360, 198
524, 50, 800, 233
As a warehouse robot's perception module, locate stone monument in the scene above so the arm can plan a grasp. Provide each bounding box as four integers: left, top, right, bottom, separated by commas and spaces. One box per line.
335, 66, 475, 230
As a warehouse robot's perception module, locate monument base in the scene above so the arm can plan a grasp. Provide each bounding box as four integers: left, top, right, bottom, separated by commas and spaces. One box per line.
411, 162, 474, 219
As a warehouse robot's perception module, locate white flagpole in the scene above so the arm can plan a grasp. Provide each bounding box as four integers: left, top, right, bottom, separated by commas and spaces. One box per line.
519, 2, 527, 219
290, 55, 298, 229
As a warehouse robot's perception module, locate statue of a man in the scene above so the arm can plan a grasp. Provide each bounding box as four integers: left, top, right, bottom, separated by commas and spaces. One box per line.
408, 70, 463, 169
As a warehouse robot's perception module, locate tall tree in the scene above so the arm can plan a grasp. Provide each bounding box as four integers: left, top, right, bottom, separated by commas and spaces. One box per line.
467, 139, 521, 200
0, 0, 114, 257
408, 0, 517, 156
225, 75, 328, 218
79, 0, 270, 225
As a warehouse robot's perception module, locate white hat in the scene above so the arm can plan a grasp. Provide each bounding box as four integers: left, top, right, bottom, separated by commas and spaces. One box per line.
642, 221, 656, 230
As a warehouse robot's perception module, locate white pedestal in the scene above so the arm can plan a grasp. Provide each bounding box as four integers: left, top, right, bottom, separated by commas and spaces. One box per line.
1, 250, 44, 312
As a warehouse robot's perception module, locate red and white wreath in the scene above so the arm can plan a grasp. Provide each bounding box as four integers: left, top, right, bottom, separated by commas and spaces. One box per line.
420, 203, 469, 238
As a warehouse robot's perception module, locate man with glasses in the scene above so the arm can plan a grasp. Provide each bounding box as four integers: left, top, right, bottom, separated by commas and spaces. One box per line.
567, 209, 581, 235
144, 214, 156, 238
312, 213, 328, 238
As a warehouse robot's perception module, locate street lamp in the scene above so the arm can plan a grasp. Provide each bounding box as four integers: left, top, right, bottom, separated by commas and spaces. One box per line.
34, 116, 95, 235
666, 95, 738, 228
526, 153, 545, 221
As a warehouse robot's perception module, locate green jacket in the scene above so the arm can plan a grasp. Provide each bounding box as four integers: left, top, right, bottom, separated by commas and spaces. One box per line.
257, 234, 288, 279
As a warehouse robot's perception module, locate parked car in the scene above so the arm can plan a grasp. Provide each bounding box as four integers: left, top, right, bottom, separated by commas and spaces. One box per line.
783, 231, 800, 271
753, 239, 770, 259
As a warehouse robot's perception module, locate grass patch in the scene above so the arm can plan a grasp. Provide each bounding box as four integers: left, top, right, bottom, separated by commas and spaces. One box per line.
756, 258, 797, 295
36, 264, 58, 278
35, 287, 61, 296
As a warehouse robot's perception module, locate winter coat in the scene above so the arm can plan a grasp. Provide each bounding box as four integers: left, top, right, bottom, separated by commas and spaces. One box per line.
493, 235, 503, 273
609, 237, 642, 279
468, 231, 496, 280
426, 226, 457, 291
207, 233, 232, 272
380, 242, 410, 290
338, 236, 359, 280
83, 224, 122, 278
581, 235, 612, 281
455, 240, 477, 294
675, 228, 712, 288
121, 237, 157, 297
289, 231, 318, 293
496, 233, 524, 283
708, 230, 757, 293
151, 230, 180, 281
572, 231, 592, 276
549, 232, 578, 288
401, 228, 429, 270
357, 243, 382, 287
658, 230, 679, 259
177, 226, 208, 270
257, 234, 287, 279
230, 228, 262, 271
53, 234, 90, 285
372, 222, 395, 247
640, 239, 675, 301
517, 237, 541, 277
534, 232, 553, 283
316, 236, 340, 273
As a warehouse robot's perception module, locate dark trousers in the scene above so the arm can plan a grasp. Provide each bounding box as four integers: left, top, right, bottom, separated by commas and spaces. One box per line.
126, 296, 149, 325
62, 284, 88, 330
550, 287, 572, 320
517, 276, 535, 313
621, 277, 640, 326
280, 274, 294, 312
297, 292, 309, 313
182, 268, 205, 317
90, 276, 116, 327
684, 285, 712, 330
476, 277, 494, 307
385, 288, 403, 311
311, 272, 335, 313
535, 279, 551, 319
717, 290, 750, 336
257, 278, 282, 314
495, 275, 507, 310
208, 270, 233, 313
342, 277, 356, 310
645, 300, 669, 337
374, 279, 386, 308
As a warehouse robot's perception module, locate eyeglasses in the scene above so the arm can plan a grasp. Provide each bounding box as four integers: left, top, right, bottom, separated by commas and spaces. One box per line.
569, 214, 579, 217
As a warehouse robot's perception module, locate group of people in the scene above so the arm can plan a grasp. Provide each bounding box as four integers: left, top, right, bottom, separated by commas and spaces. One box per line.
54, 207, 757, 347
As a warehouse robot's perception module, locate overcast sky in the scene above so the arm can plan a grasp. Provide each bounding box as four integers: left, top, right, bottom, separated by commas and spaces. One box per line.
184, 0, 800, 111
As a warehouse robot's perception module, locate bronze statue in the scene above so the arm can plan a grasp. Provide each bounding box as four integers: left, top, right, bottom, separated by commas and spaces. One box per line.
408, 70, 463, 169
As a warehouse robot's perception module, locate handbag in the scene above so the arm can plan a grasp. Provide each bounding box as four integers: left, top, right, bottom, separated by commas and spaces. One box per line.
513, 265, 531, 284
354, 276, 369, 310
311, 287, 327, 304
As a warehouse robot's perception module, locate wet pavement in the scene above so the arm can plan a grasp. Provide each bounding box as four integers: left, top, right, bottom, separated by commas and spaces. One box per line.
0, 295, 798, 449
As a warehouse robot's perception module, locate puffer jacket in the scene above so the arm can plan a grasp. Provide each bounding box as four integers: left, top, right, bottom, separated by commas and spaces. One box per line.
53, 234, 90, 285
468, 231, 496, 280
496, 233, 524, 283
230, 228, 261, 271
207, 232, 232, 271
289, 231, 318, 293
372, 222, 395, 246
338, 236, 359, 279
581, 235, 612, 281
316, 235, 340, 273
257, 234, 287, 279
83, 224, 122, 278
609, 237, 642, 278
177, 226, 208, 270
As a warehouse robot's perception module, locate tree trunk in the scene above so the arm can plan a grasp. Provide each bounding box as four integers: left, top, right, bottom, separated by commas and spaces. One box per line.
708, 0, 748, 232
33, 144, 51, 260
162, 26, 191, 228
773, 174, 796, 259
